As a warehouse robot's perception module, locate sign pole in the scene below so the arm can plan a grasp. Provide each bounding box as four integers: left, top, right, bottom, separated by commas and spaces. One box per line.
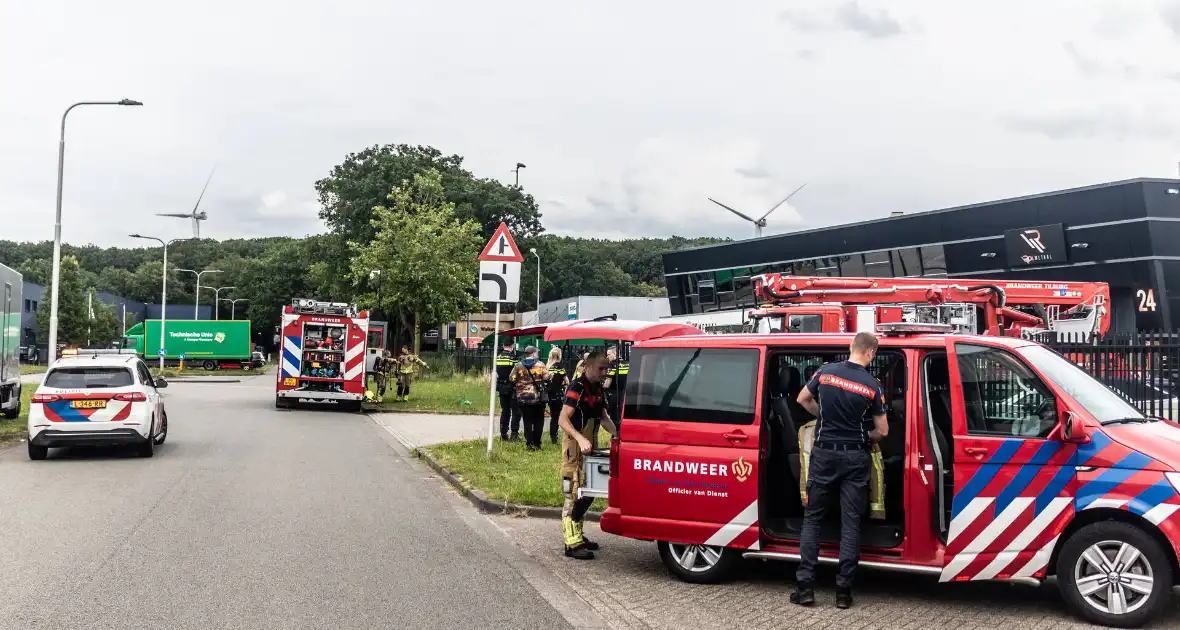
486, 302, 501, 459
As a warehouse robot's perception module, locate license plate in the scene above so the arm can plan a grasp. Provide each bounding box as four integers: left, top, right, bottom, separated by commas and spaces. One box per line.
71, 399, 107, 409
283, 377, 297, 387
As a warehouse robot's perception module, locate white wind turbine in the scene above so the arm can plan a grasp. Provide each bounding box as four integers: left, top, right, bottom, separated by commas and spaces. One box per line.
157, 168, 215, 238
708, 183, 807, 238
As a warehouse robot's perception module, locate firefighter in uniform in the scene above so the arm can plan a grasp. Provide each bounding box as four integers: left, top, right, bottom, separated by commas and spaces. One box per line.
545, 346, 569, 445
790, 332, 888, 610
395, 345, 428, 401
603, 345, 628, 438
496, 340, 522, 441
557, 351, 617, 559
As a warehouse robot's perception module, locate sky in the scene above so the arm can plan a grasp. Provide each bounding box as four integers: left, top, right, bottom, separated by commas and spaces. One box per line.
2, 0, 1180, 248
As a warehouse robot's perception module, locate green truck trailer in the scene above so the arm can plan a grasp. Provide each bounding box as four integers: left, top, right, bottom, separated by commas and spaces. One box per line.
124, 320, 259, 370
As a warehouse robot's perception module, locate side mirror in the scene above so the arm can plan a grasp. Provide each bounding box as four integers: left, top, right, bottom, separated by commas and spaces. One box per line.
1061, 411, 1089, 444
154, 377, 169, 389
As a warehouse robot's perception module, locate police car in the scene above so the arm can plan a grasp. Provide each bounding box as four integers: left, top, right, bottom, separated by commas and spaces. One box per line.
27, 351, 169, 460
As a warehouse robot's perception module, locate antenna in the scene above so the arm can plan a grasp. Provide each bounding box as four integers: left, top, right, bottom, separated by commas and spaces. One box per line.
709, 183, 807, 238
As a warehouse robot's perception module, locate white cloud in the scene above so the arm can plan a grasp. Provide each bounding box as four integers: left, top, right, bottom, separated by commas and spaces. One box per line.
2, 0, 1180, 248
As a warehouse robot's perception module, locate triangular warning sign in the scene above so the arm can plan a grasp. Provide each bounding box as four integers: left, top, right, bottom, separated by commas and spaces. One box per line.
479, 222, 524, 262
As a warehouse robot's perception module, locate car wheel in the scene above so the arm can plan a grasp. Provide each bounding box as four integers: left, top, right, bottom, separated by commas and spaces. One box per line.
28, 441, 48, 461
137, 420, 156, 458
154, 412, 168, 445
202, 360, 217, 371
275, 396, 288, 409
1057, 521, 1171, 628
657, 541, 739, 584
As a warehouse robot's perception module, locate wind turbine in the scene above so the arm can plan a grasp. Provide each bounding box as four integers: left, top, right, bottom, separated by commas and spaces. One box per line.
708, 183, 807, 238
157, 168, 215, 238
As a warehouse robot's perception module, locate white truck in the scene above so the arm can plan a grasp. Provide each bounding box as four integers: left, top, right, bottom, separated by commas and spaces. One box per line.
1, 263, 21, 418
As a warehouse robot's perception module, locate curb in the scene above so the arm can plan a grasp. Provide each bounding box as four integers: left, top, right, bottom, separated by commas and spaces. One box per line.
412, 446, 603, 522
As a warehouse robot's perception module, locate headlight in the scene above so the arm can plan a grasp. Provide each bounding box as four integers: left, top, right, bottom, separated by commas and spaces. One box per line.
1165, 472, 1180, 493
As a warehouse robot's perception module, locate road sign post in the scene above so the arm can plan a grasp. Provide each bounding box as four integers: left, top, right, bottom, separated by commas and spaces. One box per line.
478, 223, 524, 458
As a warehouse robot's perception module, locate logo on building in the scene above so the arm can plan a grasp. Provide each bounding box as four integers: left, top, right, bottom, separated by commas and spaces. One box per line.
1019, 229, 1046, 254
732, 457, 752, 483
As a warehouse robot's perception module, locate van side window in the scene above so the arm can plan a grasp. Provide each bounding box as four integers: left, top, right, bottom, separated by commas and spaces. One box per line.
955, 344, 1057, 439
625, 348, 758, 424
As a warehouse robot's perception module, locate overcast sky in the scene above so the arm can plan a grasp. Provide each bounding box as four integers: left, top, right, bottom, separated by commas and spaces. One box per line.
3, 0, 1179, 248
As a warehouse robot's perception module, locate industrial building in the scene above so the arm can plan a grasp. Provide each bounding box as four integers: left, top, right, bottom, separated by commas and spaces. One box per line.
661, 178, 1180, 334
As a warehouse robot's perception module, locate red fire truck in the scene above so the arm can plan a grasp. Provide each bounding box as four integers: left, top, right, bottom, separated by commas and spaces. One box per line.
748, 274, 1111, 339
275, 298, 369, 411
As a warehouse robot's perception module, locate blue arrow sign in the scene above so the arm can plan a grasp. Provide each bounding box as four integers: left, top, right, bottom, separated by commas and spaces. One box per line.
179, 353, 186, 361
158, 348, 167, 357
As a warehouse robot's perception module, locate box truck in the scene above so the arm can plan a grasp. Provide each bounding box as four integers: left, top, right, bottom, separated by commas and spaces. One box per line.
125, 319, 257, 370
1, 263, 22, 418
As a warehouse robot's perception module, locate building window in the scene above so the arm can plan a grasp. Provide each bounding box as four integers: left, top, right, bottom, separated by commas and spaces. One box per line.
734, 276, 754, 306
839, 254, 866, 277
715, 270, 734, 294
891, 248, 922, 277
863, 251, 892, 277
921, 245, 947, 276
814, 258, 840, 277
698, 279, 717, 308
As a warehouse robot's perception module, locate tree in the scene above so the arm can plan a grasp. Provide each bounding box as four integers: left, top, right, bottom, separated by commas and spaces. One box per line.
34, 256, 120, 347
349, 169, 483, 353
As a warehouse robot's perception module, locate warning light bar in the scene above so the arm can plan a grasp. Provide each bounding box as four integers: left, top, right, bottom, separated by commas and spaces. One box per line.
291, 298, 358, 317
876, 323, 955, 336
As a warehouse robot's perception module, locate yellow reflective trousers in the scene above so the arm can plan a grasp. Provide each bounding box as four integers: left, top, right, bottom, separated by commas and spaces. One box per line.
797, 420, 885, 520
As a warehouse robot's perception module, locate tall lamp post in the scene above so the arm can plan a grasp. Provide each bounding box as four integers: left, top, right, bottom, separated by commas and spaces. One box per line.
529, 247, 540, 324
513, 162, 526, 187
47, 98, 143, 367
130, 233, 187, 370
221, 297, 248, 320
176, 268, 221, 319
206, 286, 236, 320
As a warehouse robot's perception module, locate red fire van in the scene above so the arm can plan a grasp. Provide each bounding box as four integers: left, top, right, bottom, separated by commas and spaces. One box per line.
598, 324, 1180, 628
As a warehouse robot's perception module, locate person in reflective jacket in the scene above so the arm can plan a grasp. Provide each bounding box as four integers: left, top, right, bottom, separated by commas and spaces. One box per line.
545, 346, 569, 445
496, 340, 521, 441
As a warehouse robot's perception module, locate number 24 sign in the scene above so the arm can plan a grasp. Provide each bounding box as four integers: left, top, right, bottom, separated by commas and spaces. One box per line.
1137, 288, 1157, 312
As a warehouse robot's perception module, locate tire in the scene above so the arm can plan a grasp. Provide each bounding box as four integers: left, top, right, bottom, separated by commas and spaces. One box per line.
28, 441, 48, 460
1057, 521, 1172, 628
657, 541, 739, 584
154, 412, 168, 445
275, 396, 289, 409
341, 401, 362, 413
202, 360, 217, 371
137, 420, 156, 458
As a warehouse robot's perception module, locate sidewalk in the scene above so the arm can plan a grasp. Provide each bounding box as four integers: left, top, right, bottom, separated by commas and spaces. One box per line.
370, 412, 488, 449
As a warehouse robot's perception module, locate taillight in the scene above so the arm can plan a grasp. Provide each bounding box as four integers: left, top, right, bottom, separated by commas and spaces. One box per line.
31, 394, 59, 404
114, 392, 147, 402
609, 437, 619, 479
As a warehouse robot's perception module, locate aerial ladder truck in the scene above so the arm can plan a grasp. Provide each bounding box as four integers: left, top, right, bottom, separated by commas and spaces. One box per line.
748, 274, 1111, 339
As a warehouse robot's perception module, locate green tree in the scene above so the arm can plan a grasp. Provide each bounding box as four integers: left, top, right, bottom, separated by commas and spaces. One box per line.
349, 169, 483, 353
35, 257, 90, 346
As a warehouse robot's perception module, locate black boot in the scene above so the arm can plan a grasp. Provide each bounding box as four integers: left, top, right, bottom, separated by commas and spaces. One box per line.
790, 583, 815, 607
580, 536, 600, 551
565, 545, 594, 560
835, 587, 853, 609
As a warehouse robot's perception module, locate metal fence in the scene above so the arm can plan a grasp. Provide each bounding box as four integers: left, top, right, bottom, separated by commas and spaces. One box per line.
1032, 331, 1180, 422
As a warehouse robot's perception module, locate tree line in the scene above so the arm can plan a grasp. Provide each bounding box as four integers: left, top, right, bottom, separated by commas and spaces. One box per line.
0, 144, 724, 350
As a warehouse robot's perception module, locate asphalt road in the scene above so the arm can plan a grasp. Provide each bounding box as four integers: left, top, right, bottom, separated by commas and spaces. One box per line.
0, 373, 576, 629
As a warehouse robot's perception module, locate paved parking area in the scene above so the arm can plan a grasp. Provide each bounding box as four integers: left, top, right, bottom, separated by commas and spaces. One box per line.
489, 514, 1180, 629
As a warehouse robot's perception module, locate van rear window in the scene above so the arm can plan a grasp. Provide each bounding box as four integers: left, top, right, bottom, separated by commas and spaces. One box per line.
624, 348, 759, 424
44, 367, 134, 389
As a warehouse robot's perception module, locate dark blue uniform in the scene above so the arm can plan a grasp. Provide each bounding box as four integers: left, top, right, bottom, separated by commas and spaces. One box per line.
796, 361, 885, 591
496, 349, 521, 439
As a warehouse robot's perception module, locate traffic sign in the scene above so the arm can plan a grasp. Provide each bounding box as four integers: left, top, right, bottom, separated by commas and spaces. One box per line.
479, 223, 524, 262
178, 353, 186, 361
158, 348, 167, 357
479, 261, 521, 303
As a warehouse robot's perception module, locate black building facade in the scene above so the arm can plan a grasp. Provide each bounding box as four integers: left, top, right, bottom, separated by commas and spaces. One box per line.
662, 178, 1180, 334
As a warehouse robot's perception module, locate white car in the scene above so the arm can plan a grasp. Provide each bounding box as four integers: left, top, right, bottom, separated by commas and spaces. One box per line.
27, 353, 169, 460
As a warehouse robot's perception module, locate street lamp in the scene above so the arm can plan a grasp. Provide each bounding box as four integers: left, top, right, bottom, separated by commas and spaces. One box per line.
205, 286, 235, 319
176, 268, 221, 320
529, 247, 540, 324
513, 162, 526, 187
130, 233, 187, 370
47, 98, 143, 367
220, 297, 249, 320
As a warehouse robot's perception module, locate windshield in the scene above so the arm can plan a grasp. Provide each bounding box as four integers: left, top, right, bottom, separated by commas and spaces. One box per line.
44, 367, 134, 389
1020, 345, 1146, 424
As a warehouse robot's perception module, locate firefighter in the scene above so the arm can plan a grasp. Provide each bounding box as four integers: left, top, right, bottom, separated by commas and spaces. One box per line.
545, 346, 569, 445
496, 340, 522, 441
395, 345, 428, 401
374, 350, 393, 398
603, 345, 628, 431
557, 351, 617, 559
790, 332, 888, 610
